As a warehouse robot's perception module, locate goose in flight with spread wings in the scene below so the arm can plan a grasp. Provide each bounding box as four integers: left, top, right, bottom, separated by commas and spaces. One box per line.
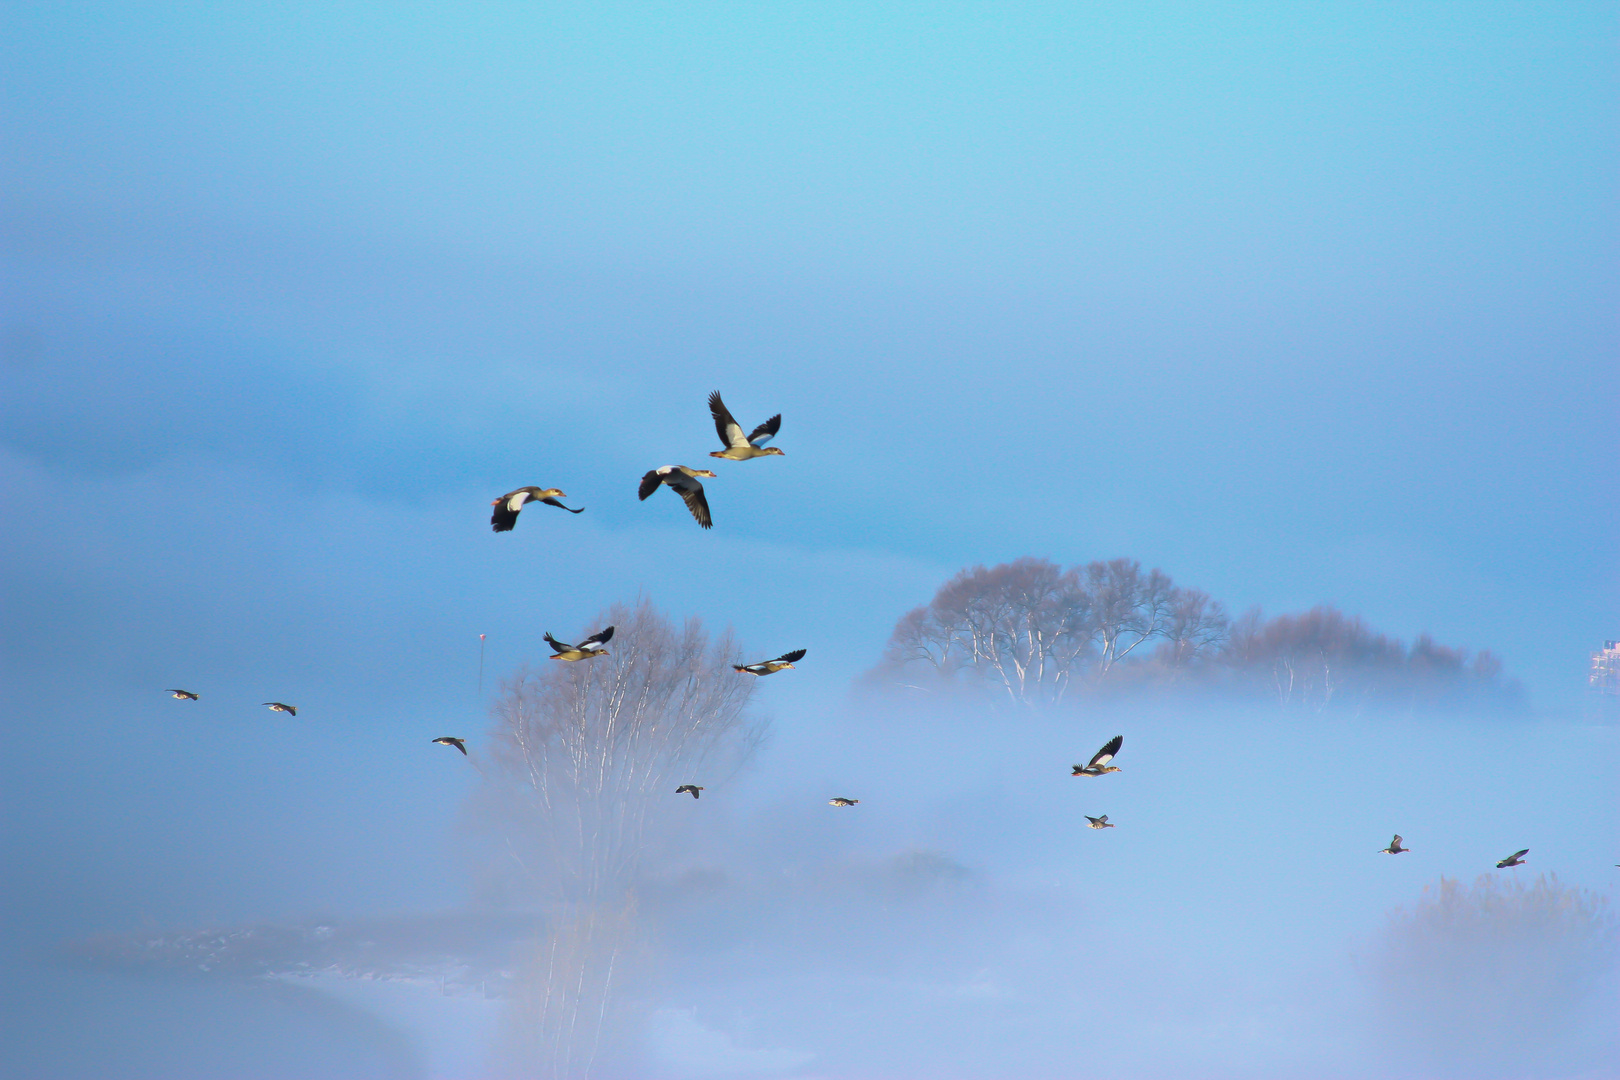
544, 626, 614, 661
1085, 815, 1115, 829
263, 702, 297, 716
708, 392, 784, 461
432, 737, 467, 755
638, 466, 715, 528
676, 785, 704, 799
490, 487, 583, 532
166, 689, 199, 700
1496, 849, 1529, 868
734, 649, 806, 676
1072, 735, 1124, 776
1380, 835, 1410, 855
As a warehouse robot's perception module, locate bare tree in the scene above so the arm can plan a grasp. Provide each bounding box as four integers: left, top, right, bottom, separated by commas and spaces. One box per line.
1078, 558, 1180, 676
881, 558, 1094, 704
480, 599, 765, 1078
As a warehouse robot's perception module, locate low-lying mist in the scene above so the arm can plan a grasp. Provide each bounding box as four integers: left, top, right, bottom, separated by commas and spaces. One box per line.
9, 577, 1615, 1080
461, 654, 1618, 1079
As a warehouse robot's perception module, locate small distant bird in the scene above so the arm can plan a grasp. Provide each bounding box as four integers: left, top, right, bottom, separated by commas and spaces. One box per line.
166, 689, 199, 700
1072, 735, 1124, 777
263, 702, 297, 716
432, 737, 467, 755
734, 649, 806, 676
708, 391, 784, 461
676, 785, 704, 799
638, 466, 716, 528
828, 797, 859, 807
1085, 815, 1115, 829
1380, 835, 1410, 855
491, 487, 583, 532
1496, 849, 1529, 868
544, 626, 614, 661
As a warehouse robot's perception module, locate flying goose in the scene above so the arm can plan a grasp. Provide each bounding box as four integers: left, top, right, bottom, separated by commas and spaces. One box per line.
708, 391, 784, 461
263, 702, 297, 716
1072, 735, 1124, 776
1380, 835, 1410, 855
166, 689, 199, 700
638, 466, 715, 528
544, 626, 614, 661
491, 487, 583, 532
734, 649, 806, 676
1085, 815, 1115, 829
828, 797, 859, 807
676, 785, 704, 799
432, 737, 467, 755
1496, 849, 1529, 868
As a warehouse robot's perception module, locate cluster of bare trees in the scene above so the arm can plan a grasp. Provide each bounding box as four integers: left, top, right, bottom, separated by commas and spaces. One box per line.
478, 599, 766, 1078
876, 556, 1519, 710
879, 557, 1228, 704
1223, 605, 1514, 710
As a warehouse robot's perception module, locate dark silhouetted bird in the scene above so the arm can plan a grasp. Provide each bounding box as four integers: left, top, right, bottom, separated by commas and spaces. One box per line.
829, 797, 859, 807
638, 466, 716, 528
432, 737, 467, 755
1085, 815, 1115, 829
708, 392, 784, 461
490, 487, 583, 532
263, 702, 297, 716
1380, 835, 1410, 854
734, 649, 806, 676
1496, 849, 1529, 868
544, 627, 614, 661
1072, 735, 1124, 776
676, 785, 704, 799
166, 689, 199, 700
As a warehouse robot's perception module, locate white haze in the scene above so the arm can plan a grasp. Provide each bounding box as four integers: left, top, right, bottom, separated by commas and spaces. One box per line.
597, 689, 1620, 1079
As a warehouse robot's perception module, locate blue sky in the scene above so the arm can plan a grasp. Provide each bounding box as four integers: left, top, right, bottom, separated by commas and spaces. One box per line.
2, 3, 1617, 1076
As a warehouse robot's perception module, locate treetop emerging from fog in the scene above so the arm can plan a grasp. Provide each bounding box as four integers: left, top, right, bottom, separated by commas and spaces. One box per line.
874, 556, 1521, 711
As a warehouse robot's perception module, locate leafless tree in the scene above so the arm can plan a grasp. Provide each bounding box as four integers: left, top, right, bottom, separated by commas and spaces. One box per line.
480, 599, 765, 1078
1156, 587, 1230, 670
1080, 558, 1180, 676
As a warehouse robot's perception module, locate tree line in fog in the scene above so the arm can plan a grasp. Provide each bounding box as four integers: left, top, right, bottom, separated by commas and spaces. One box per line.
873, 556, 1520, 710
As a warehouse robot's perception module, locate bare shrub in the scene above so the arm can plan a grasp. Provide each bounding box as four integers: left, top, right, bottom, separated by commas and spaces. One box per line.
1372, 874, 1617, 1073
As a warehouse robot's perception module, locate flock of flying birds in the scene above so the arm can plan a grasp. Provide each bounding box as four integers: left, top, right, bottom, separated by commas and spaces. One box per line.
164, 392, 1560, 864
